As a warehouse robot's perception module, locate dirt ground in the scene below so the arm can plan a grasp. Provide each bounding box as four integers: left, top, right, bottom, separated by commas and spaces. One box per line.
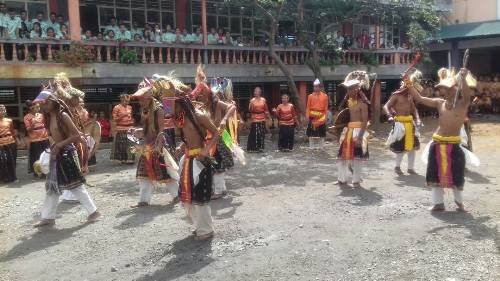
1, 116, 499, 281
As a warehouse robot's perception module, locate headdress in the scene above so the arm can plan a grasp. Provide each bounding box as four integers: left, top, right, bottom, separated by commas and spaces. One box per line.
190, 64, 211, 101
210, 77, 233, 101
340, 70, 370, 90
435, 68, 477, 89
313, 78, 321, 86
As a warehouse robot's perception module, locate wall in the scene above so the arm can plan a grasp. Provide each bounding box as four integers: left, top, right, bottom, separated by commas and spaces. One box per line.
449, 0, 498, 23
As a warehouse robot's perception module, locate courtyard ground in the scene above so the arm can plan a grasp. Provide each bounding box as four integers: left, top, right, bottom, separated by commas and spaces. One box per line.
0, 116, 499, 281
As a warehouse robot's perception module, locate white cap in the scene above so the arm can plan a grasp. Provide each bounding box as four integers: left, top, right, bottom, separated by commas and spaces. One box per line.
313, 78, 321, 86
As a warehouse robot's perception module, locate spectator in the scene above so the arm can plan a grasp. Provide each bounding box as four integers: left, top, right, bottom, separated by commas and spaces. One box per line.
207, 27, 217, 44
144, 25, 155, 42
97, 112, 111, 143
181, 28, 191, 43
19, 22, 29, 39
3, 8, 21, 40
130, 21, 143, 38
174, 27, 183, 43
192, 27, 202, 44
0, 3, 7, 37
153, 24, 162, 43
20, 10, 30, 31
335, 31, 344, 48
161, 24, 175, 43
235, 36, 244, 47
30, 22, 43, 39
81, 30, 95, 40
31, 11, 46, 32
116, 24, 131, 41
342, 35, 353, 50
105, 30, 116, 41
105, 17, 119, 36
224, 31, 234, 45
133, 33, 142, 41
56, 14, 68, 29
44, 27, 61, 40
60, 24, 70, 40
44, 12, 60, 34
96, 32, 104, 40
217, 28, 224, 44
358, 29, 370, 49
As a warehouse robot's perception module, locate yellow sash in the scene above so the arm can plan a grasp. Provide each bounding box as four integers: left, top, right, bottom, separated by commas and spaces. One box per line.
187, 148, 201, 157
309, 110, 326, 128
432, 134, 461, 144
395, 115, 414, 151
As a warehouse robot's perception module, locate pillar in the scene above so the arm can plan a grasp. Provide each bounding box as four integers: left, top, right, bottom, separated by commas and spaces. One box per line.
371, 80, 381, 125
175, 0, 187, 30
201, 0, 208, 63
375, 25, 380, 49
298, 81, 308, 115
49, 0, 58, 14
68, 0, 81, 41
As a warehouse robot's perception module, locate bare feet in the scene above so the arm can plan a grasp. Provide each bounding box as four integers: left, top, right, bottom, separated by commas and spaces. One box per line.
212, 192, 227, 200
130, 202, 150, 208
194, 231, 214, 241
455, 201, 467, 212
430, 203, 445, 212
394, 167, 404, 175
334, 181, 347, 186
407, 169, 417, 175
172, 197, 180, 204
86, 211, 102, 223
33, 219, 55, 228
352, 182, 362, 188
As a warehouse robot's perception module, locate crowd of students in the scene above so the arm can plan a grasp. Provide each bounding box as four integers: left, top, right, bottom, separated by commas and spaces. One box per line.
0, 4, 70, 40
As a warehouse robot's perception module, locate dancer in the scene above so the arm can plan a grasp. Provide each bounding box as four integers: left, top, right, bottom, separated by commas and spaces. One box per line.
409, 67, 479, 212
247, 87, 269, 152
336, 72, 370, 187
33, 91, 100, 227
175, 95, 219, 240
0, 104, 17, 183
24, 100, 50, 177
130, 80, 178, 207
275, 94, 299, 151
111, 94, 135, 164
383, 70, 422, 175
191, 66, 236, 199
306, 79, 329, 148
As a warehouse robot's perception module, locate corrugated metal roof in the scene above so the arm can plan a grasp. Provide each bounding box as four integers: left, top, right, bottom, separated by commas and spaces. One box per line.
438, 20, 500, 40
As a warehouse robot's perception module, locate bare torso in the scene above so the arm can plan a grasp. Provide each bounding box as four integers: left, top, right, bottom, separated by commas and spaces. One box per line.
436, 100, 468, 136
349, 102, 368, 122
49, 112, 65, 143
391, 94, 414, 116
181, 111, 208, 150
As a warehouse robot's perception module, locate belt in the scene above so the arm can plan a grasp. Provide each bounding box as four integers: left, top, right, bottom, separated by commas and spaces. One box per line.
348, 121, 363, 128
432, 134, 460, 144
394, 115, 413, 122
186, 148, 201, 157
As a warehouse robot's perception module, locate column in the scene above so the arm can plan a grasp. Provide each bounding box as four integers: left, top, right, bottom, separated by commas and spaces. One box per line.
298, 81, 308, 115
371, 80, 382, 125
201, 0, 208, 64
68, 0, 81, 41
375, 25, 380, 49
175, 0, 187, 30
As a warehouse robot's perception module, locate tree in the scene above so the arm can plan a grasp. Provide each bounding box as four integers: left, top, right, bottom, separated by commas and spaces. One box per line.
296, 0, 441, 80
225, 0, 305, 113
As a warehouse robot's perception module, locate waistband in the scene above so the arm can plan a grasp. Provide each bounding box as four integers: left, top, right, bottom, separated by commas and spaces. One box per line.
432, 134, 460, 144
186, 148, 201, 157
309, 110, 325, 116
348, 121, 363, 128
394, 115, 413, 122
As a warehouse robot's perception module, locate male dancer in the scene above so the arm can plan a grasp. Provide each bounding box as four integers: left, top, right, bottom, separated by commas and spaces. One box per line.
336, 72, 370, 187
306, 79, 329, 148
175, 94, 219, 240
130, 80, 178, 207
191, 66, 236, 199
383, 70, 422, 175
33, 91, 100, 227
409, 67, 479, 211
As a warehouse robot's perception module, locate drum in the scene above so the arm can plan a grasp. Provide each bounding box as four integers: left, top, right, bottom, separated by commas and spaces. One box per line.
329, 108, 350, 138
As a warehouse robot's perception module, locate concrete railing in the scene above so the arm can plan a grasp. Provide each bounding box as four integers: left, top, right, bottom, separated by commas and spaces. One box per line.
0, 39, 413, 66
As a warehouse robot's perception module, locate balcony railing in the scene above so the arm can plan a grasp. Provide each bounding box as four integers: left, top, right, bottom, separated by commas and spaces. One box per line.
0, 39, 413, 66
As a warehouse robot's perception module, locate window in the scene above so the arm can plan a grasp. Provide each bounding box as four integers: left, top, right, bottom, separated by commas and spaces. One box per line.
116, 8, 131, 25
230, 17, 240, 35
99, 7, 115, 27
146, 10, 160, 25
132, 9, 145, 27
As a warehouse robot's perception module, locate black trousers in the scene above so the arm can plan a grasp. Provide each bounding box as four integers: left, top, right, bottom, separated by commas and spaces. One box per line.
247, 122, 266, 152
278, 125, 295, 150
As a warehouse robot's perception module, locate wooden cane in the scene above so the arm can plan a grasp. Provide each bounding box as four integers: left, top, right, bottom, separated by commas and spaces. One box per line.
453, 49, 470, 108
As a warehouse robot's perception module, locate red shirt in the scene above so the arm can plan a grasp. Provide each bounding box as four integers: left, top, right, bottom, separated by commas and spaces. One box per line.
0, 118, 15, 146
112, 104, 134, 130
249, 97, 269, 122
98, 118, 111, 138
276, 103, 297, 126
23, 113, 49, 142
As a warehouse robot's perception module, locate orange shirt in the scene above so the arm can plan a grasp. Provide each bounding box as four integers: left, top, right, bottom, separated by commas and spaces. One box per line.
112, 104, 134, 131
0, 118, 15, 146
23, 113, 49, 142
276, 103, 297, 126
249, 98, 269, 122
306, 91, 328, 126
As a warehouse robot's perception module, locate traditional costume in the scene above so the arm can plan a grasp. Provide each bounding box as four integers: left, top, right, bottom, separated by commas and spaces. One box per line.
111, 103, 135, 163
306, 79, 329, 148
24, 109, 50, 175
0, 113, 17, 183
276, 102, 297, 151
421, 69, 480, 207
247, 96, 269, 152
32, 91, 98, 222
132, 81, 178, 206
336, 72, 370, 185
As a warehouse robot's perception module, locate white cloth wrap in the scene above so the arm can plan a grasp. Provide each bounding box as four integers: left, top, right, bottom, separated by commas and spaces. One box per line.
421, 141, 480, 167
339, 127, 369, 155
178, 155, 204, 187
386, 121, 420, 146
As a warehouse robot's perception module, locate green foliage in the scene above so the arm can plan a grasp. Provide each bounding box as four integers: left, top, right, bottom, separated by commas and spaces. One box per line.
54, 42, 95, 66
119, 48, 139, 65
